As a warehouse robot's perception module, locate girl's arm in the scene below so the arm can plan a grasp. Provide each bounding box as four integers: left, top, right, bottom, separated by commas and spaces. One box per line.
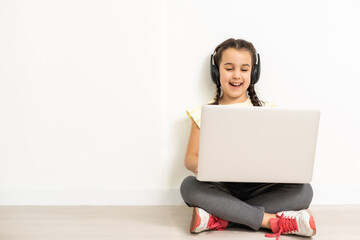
184, 120, 200, 174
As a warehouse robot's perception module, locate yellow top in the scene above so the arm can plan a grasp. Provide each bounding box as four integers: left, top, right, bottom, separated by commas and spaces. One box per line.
186, 98, 276, 128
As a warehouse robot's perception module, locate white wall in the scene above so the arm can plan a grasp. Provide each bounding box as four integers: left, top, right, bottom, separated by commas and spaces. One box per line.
1, 0, 359, 205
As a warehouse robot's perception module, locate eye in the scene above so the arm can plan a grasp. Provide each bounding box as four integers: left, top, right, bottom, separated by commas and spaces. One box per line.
241, 69, 249, 72
225, 68, 233, 71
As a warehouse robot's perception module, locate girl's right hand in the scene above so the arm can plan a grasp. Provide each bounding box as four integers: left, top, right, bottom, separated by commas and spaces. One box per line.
185, 120, 200, 174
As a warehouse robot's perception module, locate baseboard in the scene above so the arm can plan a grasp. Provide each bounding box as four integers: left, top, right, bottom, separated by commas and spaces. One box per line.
311, 186, 360, 205
1, 187, 359, 205
0, 188, 184, 205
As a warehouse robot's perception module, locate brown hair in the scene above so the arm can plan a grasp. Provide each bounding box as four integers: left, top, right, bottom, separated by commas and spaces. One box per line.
211, 38, 262, 106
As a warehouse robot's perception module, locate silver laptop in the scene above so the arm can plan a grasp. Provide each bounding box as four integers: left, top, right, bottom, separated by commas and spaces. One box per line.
197, 105, 320, 183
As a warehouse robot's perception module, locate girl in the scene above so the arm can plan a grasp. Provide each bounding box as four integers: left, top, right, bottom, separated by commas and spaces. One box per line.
180, 38, 316, 240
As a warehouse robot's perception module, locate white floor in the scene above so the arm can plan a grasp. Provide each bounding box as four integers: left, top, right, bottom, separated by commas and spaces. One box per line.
0, 205, 359, 240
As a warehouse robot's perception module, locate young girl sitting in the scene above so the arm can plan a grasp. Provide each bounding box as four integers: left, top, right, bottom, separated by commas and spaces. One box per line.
180, 38, 316, 240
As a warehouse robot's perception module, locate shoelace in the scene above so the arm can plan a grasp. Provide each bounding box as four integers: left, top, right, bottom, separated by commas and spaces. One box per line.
207, 215, 226, 231
265, 213, 298, 240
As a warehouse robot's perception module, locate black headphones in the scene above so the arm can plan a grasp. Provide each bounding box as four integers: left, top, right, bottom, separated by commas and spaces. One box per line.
210, 52, 261, 87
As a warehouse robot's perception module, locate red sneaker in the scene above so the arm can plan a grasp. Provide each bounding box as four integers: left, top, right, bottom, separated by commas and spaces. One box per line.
265, 209, 316, 240
190, 207, 228, 233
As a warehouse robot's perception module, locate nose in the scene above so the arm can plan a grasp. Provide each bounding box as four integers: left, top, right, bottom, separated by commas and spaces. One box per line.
233, 69, 241, 79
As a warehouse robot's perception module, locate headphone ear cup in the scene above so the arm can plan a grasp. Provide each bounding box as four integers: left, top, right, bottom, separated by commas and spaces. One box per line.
210, 54, 220, 86
251, 53, 261, 85
251, 66, 259, 85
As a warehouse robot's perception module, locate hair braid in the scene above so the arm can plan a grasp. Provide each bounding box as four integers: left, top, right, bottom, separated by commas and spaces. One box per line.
247, 84, 262, 106
211, 84, 222, 105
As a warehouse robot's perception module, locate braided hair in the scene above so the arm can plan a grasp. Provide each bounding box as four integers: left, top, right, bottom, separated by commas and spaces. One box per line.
212, 84, 222, 105
211, 38, 262, 106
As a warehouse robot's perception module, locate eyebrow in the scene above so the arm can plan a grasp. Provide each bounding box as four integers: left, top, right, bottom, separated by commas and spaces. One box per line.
224, 63, 251, 67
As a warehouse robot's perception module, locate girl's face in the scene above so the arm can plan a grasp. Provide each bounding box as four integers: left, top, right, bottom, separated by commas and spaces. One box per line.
218, 48, 252, 104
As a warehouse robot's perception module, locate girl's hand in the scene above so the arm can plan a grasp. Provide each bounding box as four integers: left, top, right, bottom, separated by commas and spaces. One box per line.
185, 120, 200, 174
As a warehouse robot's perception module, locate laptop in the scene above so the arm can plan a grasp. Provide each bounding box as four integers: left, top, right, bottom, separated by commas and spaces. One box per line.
197, 105, 320, 183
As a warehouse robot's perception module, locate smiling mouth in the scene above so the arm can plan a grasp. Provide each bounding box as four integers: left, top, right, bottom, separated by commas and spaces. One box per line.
229, 82, 242, 87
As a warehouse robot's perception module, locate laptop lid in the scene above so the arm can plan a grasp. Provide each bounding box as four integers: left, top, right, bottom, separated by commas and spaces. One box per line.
197, 105, 320, 183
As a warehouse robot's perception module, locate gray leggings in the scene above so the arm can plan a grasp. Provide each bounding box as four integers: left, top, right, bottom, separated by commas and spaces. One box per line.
180, 176, 313, 230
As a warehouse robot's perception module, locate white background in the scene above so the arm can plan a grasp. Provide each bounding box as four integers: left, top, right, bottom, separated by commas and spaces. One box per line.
1, 0, 359, 205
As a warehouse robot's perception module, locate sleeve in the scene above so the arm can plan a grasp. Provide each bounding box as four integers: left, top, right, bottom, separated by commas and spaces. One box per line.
262, 101, 277, 107
186, 105, 202, 128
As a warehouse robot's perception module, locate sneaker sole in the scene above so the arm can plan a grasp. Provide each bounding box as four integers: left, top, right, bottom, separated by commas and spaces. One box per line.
306, 209, 316, 235
190, 207, 201, 233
